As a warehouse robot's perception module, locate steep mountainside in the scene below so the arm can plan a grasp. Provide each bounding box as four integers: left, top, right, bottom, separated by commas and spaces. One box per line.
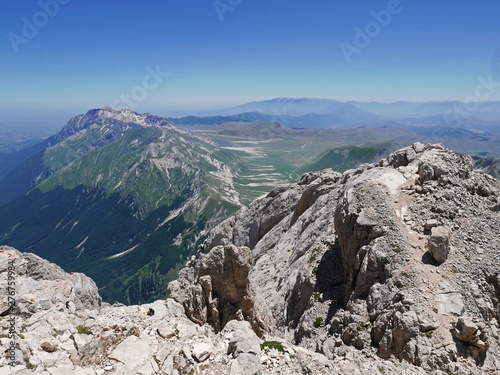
2, 144, 500, 374
0, 108, 242, 304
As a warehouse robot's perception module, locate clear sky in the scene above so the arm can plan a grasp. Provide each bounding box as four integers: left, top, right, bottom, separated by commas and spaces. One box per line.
1, 0, 499, 121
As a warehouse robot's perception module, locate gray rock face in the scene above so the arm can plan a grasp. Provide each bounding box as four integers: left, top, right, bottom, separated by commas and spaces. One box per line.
428, 226, 451, 263
224, 320, 262, 375
168, 244, 274, 337
0, 248, 101, 317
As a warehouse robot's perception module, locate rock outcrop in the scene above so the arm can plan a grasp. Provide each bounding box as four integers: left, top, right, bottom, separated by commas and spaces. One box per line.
168, 244, 274, 337
0, 249, 102, 317
2, 143, 500, 374
0, 246, 430, 375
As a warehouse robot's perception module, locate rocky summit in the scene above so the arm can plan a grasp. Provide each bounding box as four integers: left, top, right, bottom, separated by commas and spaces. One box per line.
1, 143, 500, 374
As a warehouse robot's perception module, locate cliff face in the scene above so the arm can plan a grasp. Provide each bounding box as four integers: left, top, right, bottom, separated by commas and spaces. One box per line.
2, 143, 500, 374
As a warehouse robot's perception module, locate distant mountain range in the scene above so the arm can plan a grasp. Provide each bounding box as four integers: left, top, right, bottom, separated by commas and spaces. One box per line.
169, 97, 500, 131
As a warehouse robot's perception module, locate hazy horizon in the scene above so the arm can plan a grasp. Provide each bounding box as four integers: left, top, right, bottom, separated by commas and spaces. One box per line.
1, 0, 500, 125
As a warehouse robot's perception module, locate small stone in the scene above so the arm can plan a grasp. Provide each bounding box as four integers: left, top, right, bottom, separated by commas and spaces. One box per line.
424, 219, 439, 231
192, 342, 212, 362
157, 323, 176, 339
40, 342, 58, 353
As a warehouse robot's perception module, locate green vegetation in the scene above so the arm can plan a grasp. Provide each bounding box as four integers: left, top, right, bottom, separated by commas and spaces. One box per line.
298, 144, 394, 174
356, 321, 368, 331
313, 317, 323, 328
0, 124, 239, 305
313, 292, 321, 302
260, 341, 285, 353
24, 357, 35, 370
76, 325, 91, 335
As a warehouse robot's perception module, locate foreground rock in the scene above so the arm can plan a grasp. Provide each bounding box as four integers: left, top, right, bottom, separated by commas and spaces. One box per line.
0, 249, 429, 375
428, 226, 451, 263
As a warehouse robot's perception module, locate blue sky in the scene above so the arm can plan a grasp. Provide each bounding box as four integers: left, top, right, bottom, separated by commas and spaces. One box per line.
1, 0, 499, 122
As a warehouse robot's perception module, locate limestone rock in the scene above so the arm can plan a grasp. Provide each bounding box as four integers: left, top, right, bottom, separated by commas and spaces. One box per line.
0, 248, 101, 317
424, 218, 439, 232
224, 321, 261, 375
428, 226, 451, 263
453, 317, 490, 360
168, 244, 274, 337
191, 342, 212, 362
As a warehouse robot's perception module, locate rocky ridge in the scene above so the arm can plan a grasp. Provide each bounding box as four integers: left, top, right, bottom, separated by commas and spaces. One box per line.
189, 142, 500, 373
1, 143, 500, 374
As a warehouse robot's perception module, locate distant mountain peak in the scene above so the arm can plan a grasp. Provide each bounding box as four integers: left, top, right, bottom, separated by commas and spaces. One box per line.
59, 107, 173, 139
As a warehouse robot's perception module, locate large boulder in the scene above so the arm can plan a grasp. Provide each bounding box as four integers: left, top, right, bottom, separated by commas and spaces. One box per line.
428, 226, 451, 263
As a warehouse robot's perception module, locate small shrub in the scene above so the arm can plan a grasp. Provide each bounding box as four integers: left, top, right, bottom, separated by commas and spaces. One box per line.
308, 255, 317, 264
313, 292, 321, 302
24, 357, 35, 370
76, 325, 91, 335
313, 317, 323, 328
261, 341, 285, 353
425, 331, 433, 338
312, 267, 318, 275
393, 247, 402, 254
356, 321, 368, 331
